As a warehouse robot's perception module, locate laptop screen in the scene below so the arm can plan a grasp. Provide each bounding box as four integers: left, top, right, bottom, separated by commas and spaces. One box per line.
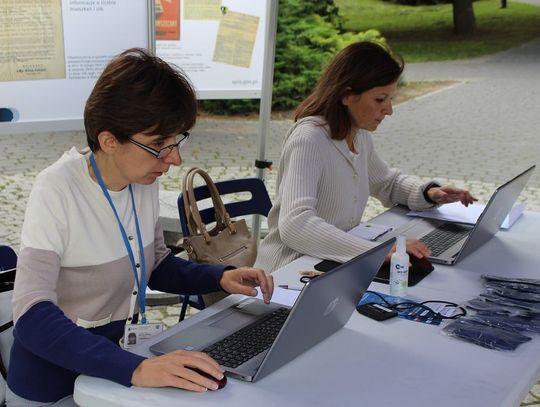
254, 238, 394, 381
456, 165, 535, 263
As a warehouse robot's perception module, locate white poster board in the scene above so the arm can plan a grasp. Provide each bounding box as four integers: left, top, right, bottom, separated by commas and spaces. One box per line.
0, 0, 269, 133
156, 0, 267, 99
0, 0, 151, 133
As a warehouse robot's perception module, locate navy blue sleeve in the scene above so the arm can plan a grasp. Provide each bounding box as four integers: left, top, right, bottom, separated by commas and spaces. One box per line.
13, 301, 145, 387
148, 253, 231, 294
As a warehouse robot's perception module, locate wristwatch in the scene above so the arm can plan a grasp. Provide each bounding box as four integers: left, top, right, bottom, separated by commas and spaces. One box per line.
423, 182, 440, 204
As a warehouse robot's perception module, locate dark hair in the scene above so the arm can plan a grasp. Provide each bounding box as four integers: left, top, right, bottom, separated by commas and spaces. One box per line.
295, 41, 404, 140
84, 48, 197, 151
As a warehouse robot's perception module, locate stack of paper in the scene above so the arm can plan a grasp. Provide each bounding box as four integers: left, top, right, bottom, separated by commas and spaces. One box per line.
407, 202, 525, 230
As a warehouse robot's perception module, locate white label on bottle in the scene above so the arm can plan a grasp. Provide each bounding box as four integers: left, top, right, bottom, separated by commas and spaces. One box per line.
389, 263, 409, 297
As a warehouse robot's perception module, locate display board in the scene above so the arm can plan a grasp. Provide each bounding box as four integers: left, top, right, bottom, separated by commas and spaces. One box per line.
156, 0, 266, 99
0, 0, 152, 132
0, 0, 269, 132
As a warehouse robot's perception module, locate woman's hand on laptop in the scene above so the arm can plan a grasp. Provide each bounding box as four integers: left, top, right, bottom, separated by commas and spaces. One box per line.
220, 267, 274, 304
131, 350, 224, 391
405, 239, 432, 259
386, 239, 432, 263
427, 186, 477, 207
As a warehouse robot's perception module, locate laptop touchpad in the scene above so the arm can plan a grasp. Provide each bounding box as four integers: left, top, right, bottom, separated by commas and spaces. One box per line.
150, 324, 226, 353
208, 311, 255, 330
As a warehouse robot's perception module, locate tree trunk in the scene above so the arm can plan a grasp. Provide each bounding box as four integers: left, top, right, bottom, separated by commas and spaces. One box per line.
453, 0, 477, 35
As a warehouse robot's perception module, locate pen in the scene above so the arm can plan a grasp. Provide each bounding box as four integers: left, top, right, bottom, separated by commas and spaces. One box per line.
278, 285, 304, 291
372, 227, 394, 241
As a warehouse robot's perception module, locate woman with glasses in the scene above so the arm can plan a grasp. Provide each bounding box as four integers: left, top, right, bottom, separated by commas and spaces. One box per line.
256, 41, 476, 273
7, 48, 273, 406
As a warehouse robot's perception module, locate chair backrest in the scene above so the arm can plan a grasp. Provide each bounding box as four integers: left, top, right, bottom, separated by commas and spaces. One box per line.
0, 246, 16, 273
177, 177, 272, 236
0, 245, 16, 405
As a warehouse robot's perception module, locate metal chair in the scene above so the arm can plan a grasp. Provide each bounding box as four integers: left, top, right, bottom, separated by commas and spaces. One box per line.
0, 245, 17, 404
0, 246, 16, 273
176, 177, 272, 321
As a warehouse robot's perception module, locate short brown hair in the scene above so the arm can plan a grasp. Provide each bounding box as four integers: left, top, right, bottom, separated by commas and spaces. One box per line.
295, 42, 404, 140
84, 48, 197, 151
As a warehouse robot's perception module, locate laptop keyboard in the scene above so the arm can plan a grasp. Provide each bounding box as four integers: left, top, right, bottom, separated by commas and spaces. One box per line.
420, 223, 471, 256
203, 307, 290, 368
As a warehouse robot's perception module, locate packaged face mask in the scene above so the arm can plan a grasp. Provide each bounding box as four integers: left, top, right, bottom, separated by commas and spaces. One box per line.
441, 318, 532, 351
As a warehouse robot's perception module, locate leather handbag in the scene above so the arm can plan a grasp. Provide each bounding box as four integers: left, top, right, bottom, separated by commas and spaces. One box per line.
181, 167, 257, 268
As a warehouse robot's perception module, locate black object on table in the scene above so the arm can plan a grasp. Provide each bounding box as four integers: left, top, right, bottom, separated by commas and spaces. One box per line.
314, 255, 434, 287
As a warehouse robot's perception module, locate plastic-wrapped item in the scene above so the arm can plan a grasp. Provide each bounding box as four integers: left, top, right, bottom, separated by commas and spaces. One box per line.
467, 313, 540, 334
465, 298, 534, 317
483, 280, 540, 294
442, 318, 532, 351
481, 274, 540, 287
450, 274, 540, 350
480, 293, 540, 314
484, 286, 540, 304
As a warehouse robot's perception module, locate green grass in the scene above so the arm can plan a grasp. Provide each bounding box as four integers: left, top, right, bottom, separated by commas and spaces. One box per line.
335, 0, 540, 62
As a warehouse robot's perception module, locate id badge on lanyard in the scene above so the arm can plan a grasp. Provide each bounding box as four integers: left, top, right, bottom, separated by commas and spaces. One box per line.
89, 153, 162, 349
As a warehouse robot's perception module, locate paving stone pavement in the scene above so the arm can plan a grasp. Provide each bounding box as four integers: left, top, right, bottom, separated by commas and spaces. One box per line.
1, 36, 540, 405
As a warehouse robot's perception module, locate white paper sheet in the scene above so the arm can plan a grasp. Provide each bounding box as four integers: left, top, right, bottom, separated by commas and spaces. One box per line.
256, 287, 300, 307
407, 202, 525, 230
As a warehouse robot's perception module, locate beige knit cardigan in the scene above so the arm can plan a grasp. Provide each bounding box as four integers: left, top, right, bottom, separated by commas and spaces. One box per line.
255, 117, 435, 273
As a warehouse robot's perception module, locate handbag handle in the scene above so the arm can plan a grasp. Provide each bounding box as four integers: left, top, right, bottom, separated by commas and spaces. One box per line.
184, 167, 227, 234
183, 167, 211, 238
184, 168, 236, 239
182, 167, 200, 236
187, 168, 235, 233
182, 168, 236, 242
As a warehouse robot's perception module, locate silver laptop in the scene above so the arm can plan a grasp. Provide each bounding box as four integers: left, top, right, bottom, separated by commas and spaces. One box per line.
150, 238, 394, 382
377, 166, 535, 265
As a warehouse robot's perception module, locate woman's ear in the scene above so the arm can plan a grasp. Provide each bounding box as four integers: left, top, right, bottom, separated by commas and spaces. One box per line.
97, 131, 118, 154
341, 87, 353, 106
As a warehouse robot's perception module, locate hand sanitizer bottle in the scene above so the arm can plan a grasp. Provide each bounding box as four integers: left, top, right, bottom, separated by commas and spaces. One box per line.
389, 236, 409, 297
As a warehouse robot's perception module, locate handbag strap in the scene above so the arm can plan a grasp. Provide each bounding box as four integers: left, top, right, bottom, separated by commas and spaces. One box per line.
184, 167, 217, 238
186, 168, 233, 232
185, 168, 235, 238
182, 168, 236, 241
182, 167, 203, 236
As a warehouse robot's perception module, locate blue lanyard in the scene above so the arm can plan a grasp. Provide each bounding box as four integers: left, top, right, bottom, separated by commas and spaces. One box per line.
89, 153, 148, 323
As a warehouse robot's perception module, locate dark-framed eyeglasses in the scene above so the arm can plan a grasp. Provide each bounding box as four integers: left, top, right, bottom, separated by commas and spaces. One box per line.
128, 132, 190, 159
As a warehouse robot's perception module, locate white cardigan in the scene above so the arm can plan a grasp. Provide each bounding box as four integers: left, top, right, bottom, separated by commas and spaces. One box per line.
256, 117, 435, 272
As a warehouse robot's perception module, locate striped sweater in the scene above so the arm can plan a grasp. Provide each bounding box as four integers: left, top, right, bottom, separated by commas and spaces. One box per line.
256, 117, 436, 272
8, 148, 226, 402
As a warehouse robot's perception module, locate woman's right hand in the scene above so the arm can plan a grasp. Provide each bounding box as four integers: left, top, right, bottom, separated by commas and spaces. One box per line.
131, 350, 224, 392
404, 239, 432, 259
385, 239, 432, 262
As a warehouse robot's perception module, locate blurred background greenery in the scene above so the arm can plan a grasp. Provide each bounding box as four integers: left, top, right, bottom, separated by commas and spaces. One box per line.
201, 0, 540, 115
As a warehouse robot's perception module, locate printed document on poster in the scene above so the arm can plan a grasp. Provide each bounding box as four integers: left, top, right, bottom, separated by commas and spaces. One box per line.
0, 0, 149, 124
0, 0, 65, 81
213, 10, 259, 68
184, 0, 222, 20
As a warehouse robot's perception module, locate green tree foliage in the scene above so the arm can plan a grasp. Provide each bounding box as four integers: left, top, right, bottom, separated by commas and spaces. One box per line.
384, 0, 452, 4
201, 0, 387, 115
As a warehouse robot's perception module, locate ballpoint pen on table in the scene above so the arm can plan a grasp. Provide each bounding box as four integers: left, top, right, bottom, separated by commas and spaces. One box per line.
278, 285, 303, 291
